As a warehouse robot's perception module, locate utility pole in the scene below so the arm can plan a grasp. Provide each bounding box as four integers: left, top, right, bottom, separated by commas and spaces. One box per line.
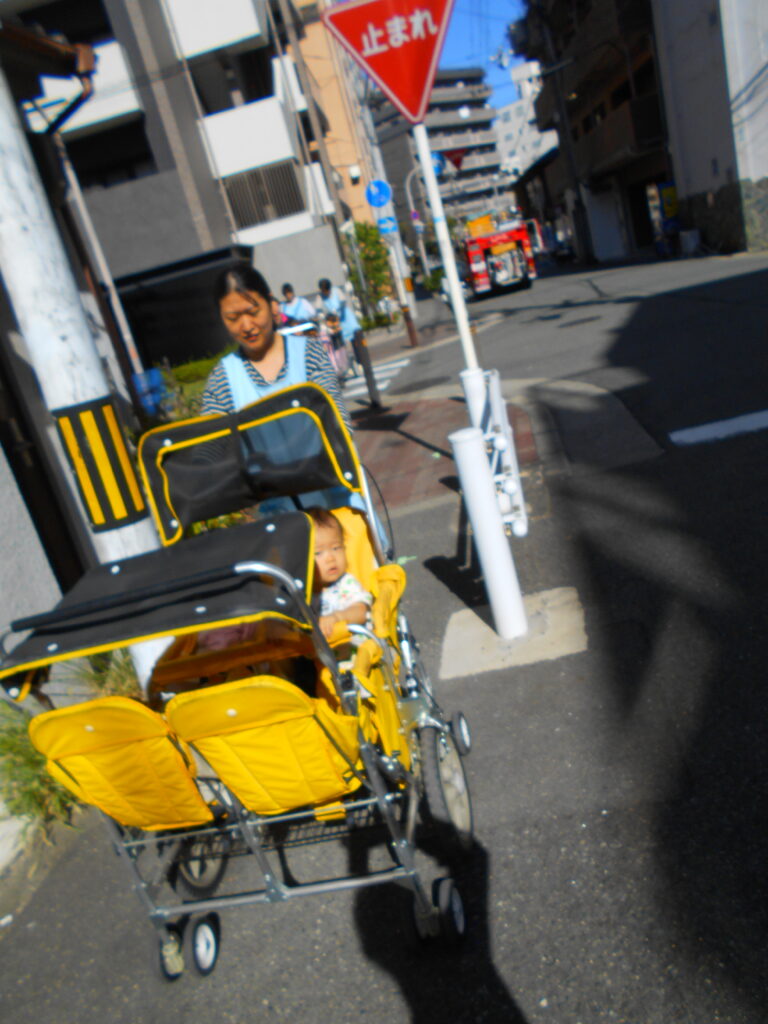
405, 165, 430, 279
0, 65, 164, 683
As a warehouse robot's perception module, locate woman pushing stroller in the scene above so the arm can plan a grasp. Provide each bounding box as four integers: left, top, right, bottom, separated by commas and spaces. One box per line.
202, 263, 350, 426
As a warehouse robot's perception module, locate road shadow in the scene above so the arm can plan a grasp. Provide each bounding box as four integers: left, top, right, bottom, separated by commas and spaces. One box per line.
349, 833, 528, 1023
534, 263, 768, 1013
423, 494, 487, 609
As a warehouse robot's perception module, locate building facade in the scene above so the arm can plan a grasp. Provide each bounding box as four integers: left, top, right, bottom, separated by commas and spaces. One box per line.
16, 0, 344, 297
515, 0, 768, 260
516, 0, 668, 261
295, 0, 376, 226
495, 62, 558, 182
651, 0, 768, 252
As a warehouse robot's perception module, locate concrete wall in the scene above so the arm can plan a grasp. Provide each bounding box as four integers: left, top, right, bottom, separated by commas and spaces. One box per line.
82, 170, 211, 278
652, 0, 738, 201
0, 447, 60, 631
252, 223, 345, 298
650, 0, 767, 250
719, 0, 768, 250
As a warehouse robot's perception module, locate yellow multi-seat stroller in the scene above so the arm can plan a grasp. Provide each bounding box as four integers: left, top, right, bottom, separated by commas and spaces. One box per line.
0, 384, 473, 979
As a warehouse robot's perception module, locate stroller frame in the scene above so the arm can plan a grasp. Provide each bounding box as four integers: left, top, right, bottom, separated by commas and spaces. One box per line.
1, 385, 472, 979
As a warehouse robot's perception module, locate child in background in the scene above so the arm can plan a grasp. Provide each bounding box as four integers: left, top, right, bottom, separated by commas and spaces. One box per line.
307, 507, 371, 642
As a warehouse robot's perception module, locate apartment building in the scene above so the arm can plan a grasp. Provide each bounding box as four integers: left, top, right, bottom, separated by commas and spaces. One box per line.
495, 62, 558, 182
15, 0, 344, 305
294, 0, 375, 225
516, 0, 668, 261
371, 66, 514, 239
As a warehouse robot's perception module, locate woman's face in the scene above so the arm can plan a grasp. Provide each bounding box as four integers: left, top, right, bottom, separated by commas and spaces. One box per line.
219, 289, 279, 359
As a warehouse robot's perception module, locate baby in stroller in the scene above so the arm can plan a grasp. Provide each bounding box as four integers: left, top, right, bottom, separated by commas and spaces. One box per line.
308, 507, 371, 641
193, 506, 372, 685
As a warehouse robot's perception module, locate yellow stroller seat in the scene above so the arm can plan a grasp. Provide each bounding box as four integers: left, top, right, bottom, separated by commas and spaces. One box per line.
28, 696, 214, 831
166, 676, 367, 816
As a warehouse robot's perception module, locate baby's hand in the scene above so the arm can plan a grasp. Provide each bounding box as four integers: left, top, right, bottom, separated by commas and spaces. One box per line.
319, 613, 341, 639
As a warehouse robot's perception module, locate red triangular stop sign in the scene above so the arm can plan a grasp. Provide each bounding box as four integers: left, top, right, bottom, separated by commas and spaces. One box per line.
322, 0, 455, 124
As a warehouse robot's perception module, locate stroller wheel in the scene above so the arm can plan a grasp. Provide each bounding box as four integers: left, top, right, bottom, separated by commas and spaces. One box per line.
419, 727, 473, 851
433, 877, 466, 944
190, 913, 221, 976
450, 711, 472, 756
412, 878, 466, 944
172, 835, 229, 898
158, 925, 185, 982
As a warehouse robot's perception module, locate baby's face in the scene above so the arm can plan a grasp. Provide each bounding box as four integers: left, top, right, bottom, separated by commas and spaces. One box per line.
314, 523, 347, 587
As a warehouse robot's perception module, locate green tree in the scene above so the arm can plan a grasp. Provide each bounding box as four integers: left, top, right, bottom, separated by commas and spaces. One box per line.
345, 221, 392, 312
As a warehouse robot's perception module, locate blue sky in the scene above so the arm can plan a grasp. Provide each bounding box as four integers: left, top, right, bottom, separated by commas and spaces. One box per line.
439, 0, 526, 110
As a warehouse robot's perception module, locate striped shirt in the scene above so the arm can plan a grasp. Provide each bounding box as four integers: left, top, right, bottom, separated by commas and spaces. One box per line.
201, 336, 351, 427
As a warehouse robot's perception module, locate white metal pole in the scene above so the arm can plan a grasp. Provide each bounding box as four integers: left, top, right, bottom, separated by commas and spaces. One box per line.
412, 121, 479, 371
0, 68, 164, 682
460, 367, 487, 429
449, 426, 527, 639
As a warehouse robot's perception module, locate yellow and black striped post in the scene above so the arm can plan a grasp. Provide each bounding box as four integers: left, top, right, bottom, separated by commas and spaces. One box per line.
54, 397, 148, 532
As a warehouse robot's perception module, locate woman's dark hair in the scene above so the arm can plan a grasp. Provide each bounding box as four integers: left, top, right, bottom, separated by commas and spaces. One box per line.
318, 278, 332, 291
214, 262, 272, 305
282, 283, 294, 296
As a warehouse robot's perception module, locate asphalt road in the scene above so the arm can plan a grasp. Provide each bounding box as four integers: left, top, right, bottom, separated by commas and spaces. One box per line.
3, 254, 768, 1023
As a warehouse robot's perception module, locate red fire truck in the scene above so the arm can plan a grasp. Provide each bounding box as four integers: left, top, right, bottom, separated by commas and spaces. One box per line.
462, 214, 537, 296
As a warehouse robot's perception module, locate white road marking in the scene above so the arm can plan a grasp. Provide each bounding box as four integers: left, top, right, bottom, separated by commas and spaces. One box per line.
439, 587, 587, 679
343, 356, 411, 398
669, 409, 768, 446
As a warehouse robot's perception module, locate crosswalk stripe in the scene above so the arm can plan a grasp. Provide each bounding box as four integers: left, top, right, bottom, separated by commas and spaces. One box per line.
342, 356, 411, 398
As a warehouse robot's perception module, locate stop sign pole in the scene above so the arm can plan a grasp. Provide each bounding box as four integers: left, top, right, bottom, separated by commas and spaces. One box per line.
323, 0, 526, 640
323, 0, 478, 371
411, 121, 477, 369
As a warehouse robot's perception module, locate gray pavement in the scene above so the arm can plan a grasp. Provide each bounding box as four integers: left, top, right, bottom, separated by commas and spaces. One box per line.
3, 255, 768, 1022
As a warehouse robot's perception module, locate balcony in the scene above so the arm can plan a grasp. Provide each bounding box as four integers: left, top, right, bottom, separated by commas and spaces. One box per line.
271, 55, 306, 113
460, 149, 502, 173
425, 106, 495, 130
427, 128, 497, 151
573, 94, 663, 179
439, 171, 511, 199
202, 96, 298, 178
430, 83, 492, 104
164, 0, 267, 59
23, 41, 141, 135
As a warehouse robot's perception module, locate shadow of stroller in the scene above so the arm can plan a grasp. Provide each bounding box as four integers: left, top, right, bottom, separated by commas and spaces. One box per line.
349, 833, 528, 1023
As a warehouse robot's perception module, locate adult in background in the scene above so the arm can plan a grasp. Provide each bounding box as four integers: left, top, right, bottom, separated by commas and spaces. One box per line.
280, 282, 317, 327
316, 277, 364, 373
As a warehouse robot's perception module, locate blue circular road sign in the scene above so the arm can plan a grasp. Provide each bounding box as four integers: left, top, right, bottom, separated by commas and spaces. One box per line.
432, 152, 446, 176
366, 179, 392, 208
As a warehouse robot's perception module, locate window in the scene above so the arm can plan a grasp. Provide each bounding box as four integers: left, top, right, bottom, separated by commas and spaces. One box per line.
65, 119, 156, 189
223, 161, 305, 228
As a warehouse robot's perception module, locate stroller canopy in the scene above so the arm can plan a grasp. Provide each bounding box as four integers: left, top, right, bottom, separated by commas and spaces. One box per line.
138, 383, 363, 545
1, 514, 314, 682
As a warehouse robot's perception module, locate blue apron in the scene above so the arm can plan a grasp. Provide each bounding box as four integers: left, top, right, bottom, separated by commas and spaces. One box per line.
221, 336, 360, 516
